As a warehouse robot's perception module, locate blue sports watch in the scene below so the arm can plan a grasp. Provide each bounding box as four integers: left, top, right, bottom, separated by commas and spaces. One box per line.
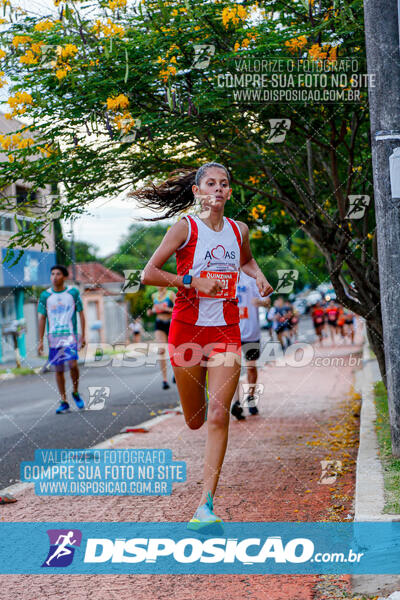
183, 274, 193, 289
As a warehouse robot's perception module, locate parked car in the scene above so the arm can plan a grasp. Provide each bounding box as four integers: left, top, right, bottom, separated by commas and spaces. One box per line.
305, 290, 323, 308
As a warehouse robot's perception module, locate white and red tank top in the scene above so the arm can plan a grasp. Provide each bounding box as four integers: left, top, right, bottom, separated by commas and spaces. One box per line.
172, 214, 242, 326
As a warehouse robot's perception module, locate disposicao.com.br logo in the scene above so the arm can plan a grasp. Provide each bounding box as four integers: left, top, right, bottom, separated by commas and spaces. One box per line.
82, 535, 363, 566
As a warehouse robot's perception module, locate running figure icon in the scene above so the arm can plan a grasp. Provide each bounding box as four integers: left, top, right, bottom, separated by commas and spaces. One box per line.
45, 531, 77, 566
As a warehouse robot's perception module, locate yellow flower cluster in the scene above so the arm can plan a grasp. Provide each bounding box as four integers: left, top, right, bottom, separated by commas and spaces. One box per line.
159, 64, 176, 83
222, 5, 247, 28
6, 91, 33, 117
0, 132, 34, 152
20, 50, 37, 65
19, 41, 44, 65
285, 35, 307, 54
0, 70, 6, 88
114, 112, 135, 133
93, 18, 125, 38
106, 94, 133, 137
47, 45, 78, 81
34, 19, 55, 32
308, 43, 337, 63
0, 49, 6, 59
252, 230, 262, 239
171, 6, 186, 16
157, 44, 180, 83
12, 35, 32, 48
234, 32, 258, 52
55, 65, 71, 80
58, 43, 78, 60
108, 0, 127, 9
251, 204, 266, 219
106, 93, 129, 111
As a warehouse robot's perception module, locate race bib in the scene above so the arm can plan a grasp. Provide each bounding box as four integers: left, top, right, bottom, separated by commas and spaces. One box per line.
239, 306, 249, 319
198, 270, 239, 299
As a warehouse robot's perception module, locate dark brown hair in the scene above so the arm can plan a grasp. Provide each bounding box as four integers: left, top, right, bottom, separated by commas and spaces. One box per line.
129, 162, 230, 221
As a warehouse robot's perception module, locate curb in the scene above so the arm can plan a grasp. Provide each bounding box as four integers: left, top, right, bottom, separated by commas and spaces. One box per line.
352, 331, 400, 597
0, 411, 178, 499
354, 330, 400, 522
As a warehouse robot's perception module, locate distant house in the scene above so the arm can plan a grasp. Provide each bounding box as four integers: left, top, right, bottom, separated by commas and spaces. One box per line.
67, 262, 129, 345
0, 113, 56, 364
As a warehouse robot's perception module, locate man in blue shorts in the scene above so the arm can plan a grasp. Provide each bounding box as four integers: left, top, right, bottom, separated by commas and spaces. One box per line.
37, 264, 86, 413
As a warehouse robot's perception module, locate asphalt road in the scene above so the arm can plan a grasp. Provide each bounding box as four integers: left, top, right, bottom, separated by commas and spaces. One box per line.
0, 317, 315, 490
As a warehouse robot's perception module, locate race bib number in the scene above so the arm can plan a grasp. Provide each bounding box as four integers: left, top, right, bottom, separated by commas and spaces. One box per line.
198, 270, 239, 299
239, 306, 249, 319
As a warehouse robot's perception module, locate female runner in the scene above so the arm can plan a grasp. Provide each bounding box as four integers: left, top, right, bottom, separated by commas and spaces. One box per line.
134, 162, 273, 528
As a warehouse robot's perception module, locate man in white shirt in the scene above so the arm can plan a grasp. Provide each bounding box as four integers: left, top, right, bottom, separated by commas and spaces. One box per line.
231, 270, 271, 419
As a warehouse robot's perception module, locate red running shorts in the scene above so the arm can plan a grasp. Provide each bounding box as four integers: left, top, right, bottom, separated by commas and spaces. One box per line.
168, 319, 241, 367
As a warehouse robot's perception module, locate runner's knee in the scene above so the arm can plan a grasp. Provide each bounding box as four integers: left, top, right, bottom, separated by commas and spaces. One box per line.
207, 405, 229, 428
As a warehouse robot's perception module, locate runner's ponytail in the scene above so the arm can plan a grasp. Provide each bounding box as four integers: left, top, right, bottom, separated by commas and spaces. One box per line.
129, 162, 230, 221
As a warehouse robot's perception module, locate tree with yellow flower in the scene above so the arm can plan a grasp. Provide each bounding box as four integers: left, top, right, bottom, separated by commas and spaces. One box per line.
0, 0, 385, 379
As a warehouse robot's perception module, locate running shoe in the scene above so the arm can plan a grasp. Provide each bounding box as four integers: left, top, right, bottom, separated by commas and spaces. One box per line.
72, 391, 85, 409
231, 400, 245, 420
56, 402, 70, 414
162, 381, 170, 390
0, 493, 17, 505
187, 491, 223, 532
247, 395, 259, 416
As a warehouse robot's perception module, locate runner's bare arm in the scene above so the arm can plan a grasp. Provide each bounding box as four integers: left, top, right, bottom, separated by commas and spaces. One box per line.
237, 222, 274, 297
37, 314, 46, 355
79, 310, 86, 348
141, 219, 189, 287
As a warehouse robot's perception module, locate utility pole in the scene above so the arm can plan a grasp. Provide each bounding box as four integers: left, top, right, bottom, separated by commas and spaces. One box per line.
364, 0, 400, 455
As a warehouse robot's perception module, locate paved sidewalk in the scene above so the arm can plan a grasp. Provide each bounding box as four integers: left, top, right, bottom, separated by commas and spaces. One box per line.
0, 327, 365, 600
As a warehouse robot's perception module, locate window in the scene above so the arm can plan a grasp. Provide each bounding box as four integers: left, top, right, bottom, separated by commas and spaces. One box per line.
16, 185, 36, 207
0, 215, 13, 233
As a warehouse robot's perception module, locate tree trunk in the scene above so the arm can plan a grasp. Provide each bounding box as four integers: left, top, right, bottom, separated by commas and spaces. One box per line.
366, 318, 387, 389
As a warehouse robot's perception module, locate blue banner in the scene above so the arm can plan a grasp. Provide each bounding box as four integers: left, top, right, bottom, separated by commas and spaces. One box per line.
0, 522, 400, 574
1, 248, 57, 287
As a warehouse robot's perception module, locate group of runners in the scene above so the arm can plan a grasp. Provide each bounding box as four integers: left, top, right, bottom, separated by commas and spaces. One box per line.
311, 299, 356, 345
265, 298, 299, 349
